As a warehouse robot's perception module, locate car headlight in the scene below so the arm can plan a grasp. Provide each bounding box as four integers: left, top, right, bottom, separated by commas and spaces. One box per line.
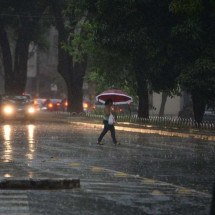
3, 105, 14, 115
28, 107, 35, 114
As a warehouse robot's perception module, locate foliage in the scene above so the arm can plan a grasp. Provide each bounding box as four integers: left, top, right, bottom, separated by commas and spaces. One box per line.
62, 20, 95, 62
170, 0, 215, 122
86, 44, 136, 93
180, 58, 215, 101
171, 0, 215, 98
0, 0, 49, 94
84, 0, 182, 118
87, 0, 180, 93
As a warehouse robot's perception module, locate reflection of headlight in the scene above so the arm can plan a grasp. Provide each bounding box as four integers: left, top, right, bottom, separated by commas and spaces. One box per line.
28, 107, 35, 114
3, 105, 14, 115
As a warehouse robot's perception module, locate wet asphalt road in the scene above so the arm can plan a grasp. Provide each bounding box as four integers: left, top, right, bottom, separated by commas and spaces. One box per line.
0, 118, 214, 215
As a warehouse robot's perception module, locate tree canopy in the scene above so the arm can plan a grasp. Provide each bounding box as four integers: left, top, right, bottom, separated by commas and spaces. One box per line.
0, 0, 214, 122
170, 0, 215, 122
0, 0, 48, 94
84, 0, 215, 121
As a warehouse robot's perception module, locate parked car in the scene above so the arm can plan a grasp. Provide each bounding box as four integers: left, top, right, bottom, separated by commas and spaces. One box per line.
0, 95, 37, 121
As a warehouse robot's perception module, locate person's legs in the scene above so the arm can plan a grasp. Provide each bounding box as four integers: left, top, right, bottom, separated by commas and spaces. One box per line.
109, 125, 117, 144
98, 120, 109, 144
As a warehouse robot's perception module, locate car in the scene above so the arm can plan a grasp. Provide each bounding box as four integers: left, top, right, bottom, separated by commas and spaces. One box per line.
33, 98, 48, 111
0, 95, 37, 122
60, 98, 68, 111
44, 98, 62, 111
58, 99, 90, 112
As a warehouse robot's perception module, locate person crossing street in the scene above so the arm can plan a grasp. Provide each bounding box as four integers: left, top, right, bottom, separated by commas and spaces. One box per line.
97, 98, 120, 145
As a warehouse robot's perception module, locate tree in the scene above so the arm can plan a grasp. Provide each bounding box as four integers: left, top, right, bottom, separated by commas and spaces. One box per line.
49, 0, 88, 113
170, 0, 215, 123
86, 46, 137, 97
86, 0, 179, 118
0, 0, 48, 94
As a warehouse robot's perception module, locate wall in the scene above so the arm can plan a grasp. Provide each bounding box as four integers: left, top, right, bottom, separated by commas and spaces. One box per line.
150, 93, 182, 116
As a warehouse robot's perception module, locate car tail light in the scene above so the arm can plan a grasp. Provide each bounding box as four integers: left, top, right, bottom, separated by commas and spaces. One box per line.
64, 101, 68, 107
83, 102, 88, 109
48, 103, 53, 108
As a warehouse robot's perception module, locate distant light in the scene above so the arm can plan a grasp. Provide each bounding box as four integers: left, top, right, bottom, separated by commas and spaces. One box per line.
28, 107, 35, 113
3, 105, 14, 115
83, 102, 88, 109
48, 103, 53, 108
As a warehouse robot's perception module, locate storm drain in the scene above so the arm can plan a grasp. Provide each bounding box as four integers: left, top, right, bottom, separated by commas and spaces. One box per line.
0, 178, 80, 190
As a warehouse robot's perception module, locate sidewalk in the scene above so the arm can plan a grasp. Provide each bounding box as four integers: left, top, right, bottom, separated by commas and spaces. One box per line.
58, 114, 215, 141
38, 112, 215, 141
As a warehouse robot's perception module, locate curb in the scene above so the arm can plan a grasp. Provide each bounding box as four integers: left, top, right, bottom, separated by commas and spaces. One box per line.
69, 121, 215, 141
0, 178, 80, 190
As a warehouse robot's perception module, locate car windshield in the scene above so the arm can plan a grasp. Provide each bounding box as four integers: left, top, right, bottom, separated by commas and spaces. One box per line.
3, 95, 30, 104
50, 99, 62, 103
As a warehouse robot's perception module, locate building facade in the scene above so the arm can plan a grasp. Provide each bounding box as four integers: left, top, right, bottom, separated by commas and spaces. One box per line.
26, 26, 66, 98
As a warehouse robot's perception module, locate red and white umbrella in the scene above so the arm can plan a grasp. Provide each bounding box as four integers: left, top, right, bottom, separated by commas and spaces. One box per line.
96, 89, 133, 105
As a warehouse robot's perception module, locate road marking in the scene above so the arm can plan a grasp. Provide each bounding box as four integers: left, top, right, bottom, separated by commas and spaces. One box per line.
176, 187, 192, 195
114, 172, 128, 177
91, 166, 105, 172
142, 178, 156, 185
88, 165, 211, 198
151, 190, 164, 196
70, 162, 81, 167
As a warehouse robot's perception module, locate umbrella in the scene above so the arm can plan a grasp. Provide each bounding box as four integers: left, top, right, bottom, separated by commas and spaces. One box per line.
96, 89, 133, 105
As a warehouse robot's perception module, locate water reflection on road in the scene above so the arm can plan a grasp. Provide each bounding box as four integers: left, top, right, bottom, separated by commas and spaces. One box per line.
0, 123, 36, 162
26, 124, 36, 160
2, 125, 12, 163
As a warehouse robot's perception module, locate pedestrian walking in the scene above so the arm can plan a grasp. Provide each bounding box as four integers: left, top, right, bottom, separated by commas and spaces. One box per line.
97, 98, 120, 145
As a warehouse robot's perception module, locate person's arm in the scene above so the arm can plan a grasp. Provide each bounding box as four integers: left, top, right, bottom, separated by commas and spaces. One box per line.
111, 108, 118, 123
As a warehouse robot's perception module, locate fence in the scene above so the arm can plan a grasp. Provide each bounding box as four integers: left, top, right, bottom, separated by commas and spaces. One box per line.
85, 113, 215, 130
48, 111, 215, 131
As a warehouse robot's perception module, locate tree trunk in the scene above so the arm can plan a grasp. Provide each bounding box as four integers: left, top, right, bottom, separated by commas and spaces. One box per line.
0, 24, 30, 95
0, 22, 14, 93
134, 58, 149, 118
137, 78, 149, 118
65, 60, 87, 113
191, 91, 206, 123
159, 92, 168, 116
13, 33, 30, 94
71, 61, 87, 113
56, 29, 87, 113
51, 1, 87, 113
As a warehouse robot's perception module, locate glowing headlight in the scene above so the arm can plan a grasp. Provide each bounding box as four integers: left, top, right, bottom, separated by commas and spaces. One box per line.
3, 105, 14, 115
28, 107, 35, 114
